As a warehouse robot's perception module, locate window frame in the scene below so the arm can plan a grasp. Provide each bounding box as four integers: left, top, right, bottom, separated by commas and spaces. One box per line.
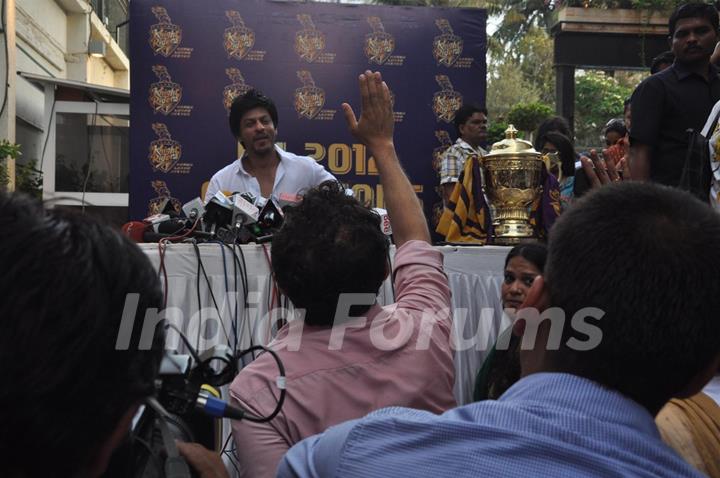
42, 100, 129, 208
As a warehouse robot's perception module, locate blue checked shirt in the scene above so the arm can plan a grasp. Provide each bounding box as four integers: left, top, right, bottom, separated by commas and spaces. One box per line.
277, 373, 703, 478
438, 138, 487, 185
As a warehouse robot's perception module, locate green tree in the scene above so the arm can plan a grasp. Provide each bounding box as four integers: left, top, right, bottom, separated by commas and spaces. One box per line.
574, 71, 633, 147
515, 27, 555, 105
0, 140, 21, 191
508, 102, 554, 138
487, 26, 555, 122
487, 59, 542, 121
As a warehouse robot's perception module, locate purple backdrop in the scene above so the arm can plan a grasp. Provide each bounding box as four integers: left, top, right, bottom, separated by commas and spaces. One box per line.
130, 0, 487, 225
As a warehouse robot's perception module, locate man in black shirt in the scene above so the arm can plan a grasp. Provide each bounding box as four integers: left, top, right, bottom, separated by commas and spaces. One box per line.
630, 3, 720, 186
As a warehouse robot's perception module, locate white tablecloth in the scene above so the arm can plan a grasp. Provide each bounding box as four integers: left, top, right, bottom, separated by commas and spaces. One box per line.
140, 243, 510, 406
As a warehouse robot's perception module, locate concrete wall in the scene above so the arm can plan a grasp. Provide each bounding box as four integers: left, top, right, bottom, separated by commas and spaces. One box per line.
10, 0, 129, 174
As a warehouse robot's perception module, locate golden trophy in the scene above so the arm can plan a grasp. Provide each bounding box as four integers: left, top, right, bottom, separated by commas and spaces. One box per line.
483, 125, 545, 245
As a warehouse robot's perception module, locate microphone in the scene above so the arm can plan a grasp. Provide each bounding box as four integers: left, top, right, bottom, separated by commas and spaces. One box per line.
203, 192, 234, 232
230, 193, 259, 227
122, 221, 149, 243
181, 197, 205, 223
373, 208, 392, 235
257, 198, 284, 231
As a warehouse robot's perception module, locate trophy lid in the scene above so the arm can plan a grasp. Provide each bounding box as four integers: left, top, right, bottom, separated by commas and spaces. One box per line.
484, 124, 541, 159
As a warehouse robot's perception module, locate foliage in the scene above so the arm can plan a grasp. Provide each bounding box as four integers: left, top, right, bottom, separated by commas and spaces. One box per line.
0, 141, 43, 196
508, 102, 554, 134
508, 103, 554, 142
16, 160, 43, 198
487, 59, 542, 121
0, 140, 21, 191
574, 71, 633, 147
487, 26, 555, 120
562, 0, 689, 9
487, 121, 509, 145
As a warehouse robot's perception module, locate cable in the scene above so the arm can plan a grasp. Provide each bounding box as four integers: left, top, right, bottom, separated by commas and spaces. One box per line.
261, 244, 276, 342
165, 322, 202, 367
229, 243, 254, 360
157, 217, 202, 307
230, 243, 239, 352
194, 241, 203, 350
236, 345, 286, 423
191, 241, 232, 347
222, 433, 241, 475
81, 100, 100, 214
0, 0, 8, 120
39, 96, 57, 171
213, 241, 237, 351
161, 322, 286, 423
98, 114, 115, 191
386, 248, 396, 302
158, 240, 170, 308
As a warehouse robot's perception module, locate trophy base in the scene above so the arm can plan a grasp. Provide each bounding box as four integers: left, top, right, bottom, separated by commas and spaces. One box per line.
493, 221, 535, 245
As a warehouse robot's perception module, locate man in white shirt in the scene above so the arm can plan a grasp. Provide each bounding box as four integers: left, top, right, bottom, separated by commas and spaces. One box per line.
204, 90, 336, 203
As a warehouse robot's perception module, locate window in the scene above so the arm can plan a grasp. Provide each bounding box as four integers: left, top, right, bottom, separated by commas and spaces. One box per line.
43, 101, 129, 222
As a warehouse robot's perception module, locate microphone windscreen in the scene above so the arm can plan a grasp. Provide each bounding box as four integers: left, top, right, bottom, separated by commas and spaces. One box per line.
121, 221, 148, 243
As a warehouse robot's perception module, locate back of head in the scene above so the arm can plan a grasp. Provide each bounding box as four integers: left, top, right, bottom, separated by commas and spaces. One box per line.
453, 103, 488, 136
539, 131, 576, 178
669, 2, 718, 37
229, 89, 279, 139
545, 182, 720, 413
0, 194, 164, 477
534, 116, 572, 151
271, 181, 389, 326
650, 50, 675, 74
603, 118, 628, 138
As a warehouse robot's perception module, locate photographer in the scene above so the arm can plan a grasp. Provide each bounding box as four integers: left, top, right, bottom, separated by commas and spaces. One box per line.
0, 194, 227, 478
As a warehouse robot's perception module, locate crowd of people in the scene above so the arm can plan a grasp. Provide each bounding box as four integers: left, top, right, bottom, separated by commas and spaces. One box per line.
438, 2, 720, 220
2, 2, 720, 478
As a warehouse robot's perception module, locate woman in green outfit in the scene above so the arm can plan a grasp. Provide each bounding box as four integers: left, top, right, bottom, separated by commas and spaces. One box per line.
474, 243, 547, 401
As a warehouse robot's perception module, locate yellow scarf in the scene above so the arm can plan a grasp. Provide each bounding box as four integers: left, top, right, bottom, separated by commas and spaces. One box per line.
436, 155, 489, 244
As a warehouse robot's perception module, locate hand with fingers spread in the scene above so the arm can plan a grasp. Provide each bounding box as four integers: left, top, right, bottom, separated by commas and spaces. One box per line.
581, 149, 631, 189
341, 70, 394, 154
341, 70, 429, 245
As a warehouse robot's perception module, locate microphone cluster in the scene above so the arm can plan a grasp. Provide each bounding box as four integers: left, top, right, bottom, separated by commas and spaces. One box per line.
123, 192, 298, 244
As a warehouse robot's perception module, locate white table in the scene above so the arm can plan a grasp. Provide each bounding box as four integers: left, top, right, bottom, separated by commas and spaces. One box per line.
140, 243, 510, 406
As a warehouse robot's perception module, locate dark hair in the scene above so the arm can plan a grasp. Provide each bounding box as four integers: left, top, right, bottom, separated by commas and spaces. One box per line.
603, 118, 627, 138
229, 89, 279, 139
669, 2, 719, 37
0, 193, 164, 477
545, 182, 720, 414
271, 181, 389, 326
623, 97, 632, 111
505, 243, 547, 273
538, 131, 576, 178
453, 103, 488, 135
534, 116, 572, 151
650, 50, 675, 74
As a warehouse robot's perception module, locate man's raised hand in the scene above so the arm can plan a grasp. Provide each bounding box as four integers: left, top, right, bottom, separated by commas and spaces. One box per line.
341, 70, 394, 153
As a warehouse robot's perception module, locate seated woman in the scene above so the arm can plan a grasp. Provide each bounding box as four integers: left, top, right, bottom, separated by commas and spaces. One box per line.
473, 242, 547, 401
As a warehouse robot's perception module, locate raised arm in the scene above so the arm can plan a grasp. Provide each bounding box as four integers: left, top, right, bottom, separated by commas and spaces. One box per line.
342, 71, 429, 247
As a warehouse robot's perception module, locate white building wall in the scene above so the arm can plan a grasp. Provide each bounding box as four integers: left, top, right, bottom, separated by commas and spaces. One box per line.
8, 0, 129, 190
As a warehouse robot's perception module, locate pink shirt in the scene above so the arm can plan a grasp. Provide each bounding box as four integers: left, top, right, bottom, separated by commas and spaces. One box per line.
229, 240, 456, 477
